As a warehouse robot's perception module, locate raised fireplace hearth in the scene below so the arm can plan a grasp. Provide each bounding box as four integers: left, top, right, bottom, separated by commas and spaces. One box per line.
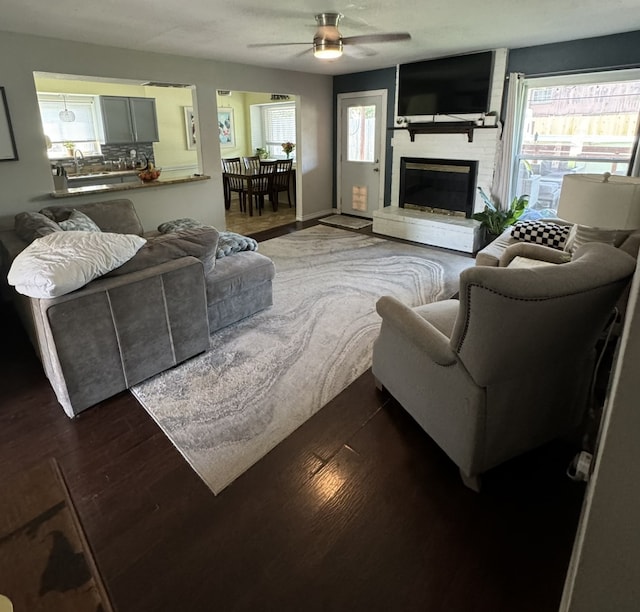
399, 157, 478, 218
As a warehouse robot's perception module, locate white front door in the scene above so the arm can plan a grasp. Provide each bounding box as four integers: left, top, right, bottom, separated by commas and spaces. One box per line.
337, 90, 387, 218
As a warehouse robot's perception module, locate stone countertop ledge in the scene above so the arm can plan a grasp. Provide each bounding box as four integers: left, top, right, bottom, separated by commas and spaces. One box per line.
50, 174, 211, 198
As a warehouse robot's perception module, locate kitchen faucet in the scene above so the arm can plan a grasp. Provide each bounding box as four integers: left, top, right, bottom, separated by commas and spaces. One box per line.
73, 149, 84, 173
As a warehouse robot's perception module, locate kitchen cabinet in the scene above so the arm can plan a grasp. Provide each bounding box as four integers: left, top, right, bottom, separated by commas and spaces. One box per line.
100, 96, 159, 144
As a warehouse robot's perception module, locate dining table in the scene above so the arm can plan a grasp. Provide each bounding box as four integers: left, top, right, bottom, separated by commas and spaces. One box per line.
222, 162, 294, 217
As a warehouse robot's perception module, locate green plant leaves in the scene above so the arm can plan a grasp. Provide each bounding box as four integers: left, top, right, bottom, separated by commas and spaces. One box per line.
472, 188, 529, 237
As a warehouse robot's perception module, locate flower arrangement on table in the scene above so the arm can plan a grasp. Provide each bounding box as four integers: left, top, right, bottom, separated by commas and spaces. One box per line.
281, 141, 295, 158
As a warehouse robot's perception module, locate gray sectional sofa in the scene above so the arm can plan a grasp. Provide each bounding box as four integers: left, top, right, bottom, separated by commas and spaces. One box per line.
0, 198, 275, 417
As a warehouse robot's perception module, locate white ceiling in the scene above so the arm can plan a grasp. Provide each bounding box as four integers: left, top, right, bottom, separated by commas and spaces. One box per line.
3, 0, 640, 76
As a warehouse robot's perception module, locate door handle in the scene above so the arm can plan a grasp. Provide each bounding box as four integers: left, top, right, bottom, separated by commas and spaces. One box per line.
373, 167, 379, 172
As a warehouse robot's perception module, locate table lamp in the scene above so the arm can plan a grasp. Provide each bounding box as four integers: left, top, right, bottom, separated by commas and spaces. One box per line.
557, 173, 640, 251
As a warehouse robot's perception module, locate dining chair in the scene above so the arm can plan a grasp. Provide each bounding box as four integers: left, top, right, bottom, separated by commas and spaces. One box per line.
270, 159, 293, 209
221, 157, 247, 212
243, 156, 261, 173
250, 160, 276, 215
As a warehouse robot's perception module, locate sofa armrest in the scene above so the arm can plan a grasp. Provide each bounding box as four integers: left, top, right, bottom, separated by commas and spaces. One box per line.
499, 242, 572, 267
26, 256, 209, 417
376, 296, 457, 366
40, 256, 204, 306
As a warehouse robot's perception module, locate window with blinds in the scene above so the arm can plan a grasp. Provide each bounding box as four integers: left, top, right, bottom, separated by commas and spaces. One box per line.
37, 93, 103, 158
261, 103, 296, 159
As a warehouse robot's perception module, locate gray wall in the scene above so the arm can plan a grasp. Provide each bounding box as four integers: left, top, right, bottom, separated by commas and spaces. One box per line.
333, 67, 396, 208
0, 30, 334, 231
561, 262, 640, 612
508, 30, 640, 76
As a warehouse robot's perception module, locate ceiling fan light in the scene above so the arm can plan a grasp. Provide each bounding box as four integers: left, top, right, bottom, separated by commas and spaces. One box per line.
313, 41, 343, 59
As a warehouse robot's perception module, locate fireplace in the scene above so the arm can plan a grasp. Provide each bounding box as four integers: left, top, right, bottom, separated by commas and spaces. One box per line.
399, 157, 478, 218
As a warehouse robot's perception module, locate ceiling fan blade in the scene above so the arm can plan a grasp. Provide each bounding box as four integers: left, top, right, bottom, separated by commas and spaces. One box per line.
247, 42, 309, 48
294, 48, 314, 58
343, 33, 411, 45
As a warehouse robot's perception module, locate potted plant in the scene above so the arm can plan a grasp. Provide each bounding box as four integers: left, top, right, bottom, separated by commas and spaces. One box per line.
472, 187, 528, 240
255, 147, 268, 159
63, 141, 75, 156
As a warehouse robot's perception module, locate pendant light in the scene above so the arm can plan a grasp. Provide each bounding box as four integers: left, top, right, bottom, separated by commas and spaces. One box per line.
59, 95, 75, 122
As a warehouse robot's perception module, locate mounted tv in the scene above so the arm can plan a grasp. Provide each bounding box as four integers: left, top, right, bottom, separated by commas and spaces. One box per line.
397, 51, 493, 117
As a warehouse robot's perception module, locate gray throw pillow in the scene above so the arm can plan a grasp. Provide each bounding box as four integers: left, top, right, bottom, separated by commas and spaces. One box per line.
58, 209, 102, 232
14, 211, 62, 243
105, 226, 220, 277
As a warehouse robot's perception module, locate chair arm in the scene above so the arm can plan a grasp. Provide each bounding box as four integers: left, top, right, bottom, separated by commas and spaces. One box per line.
499, 242, 571, 267
376, 296, 457, 366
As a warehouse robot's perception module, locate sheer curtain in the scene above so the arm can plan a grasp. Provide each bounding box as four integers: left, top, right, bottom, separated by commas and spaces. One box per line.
492, 73, 525, 209
631, 127, 640, 177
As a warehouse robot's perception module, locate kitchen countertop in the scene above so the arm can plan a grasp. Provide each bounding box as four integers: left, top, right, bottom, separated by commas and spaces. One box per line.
50, 174, 211, 198
66, 169, 140, 182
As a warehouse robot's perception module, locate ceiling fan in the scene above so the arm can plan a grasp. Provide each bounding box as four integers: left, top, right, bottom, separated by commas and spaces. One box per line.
248, 13, 411, 60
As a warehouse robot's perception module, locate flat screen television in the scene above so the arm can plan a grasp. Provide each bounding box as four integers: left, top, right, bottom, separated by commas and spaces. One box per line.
397, 51, 493, 117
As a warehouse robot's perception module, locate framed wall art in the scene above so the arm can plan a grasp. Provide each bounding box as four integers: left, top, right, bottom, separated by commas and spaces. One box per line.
217, 108, 235, 148
0, 87, 18, 161
183, 106, 196, 150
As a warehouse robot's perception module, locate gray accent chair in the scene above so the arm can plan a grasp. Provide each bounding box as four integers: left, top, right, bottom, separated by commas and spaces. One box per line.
372, 242, 637, 490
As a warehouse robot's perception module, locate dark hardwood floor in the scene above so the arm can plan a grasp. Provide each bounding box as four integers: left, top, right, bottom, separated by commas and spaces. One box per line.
0, 221, 585, 612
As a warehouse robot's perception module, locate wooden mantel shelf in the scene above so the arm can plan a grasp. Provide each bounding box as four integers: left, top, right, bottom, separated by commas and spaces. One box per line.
390, 122, 498, 143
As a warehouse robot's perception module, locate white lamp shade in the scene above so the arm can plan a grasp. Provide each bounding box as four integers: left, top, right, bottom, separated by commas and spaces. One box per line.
557, 173, 640, 230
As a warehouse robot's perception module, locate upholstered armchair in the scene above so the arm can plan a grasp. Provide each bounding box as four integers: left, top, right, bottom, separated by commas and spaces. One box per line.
372, 242, 636, 490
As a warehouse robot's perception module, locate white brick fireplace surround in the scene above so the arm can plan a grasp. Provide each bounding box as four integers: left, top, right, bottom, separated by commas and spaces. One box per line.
373, 49, 507, 253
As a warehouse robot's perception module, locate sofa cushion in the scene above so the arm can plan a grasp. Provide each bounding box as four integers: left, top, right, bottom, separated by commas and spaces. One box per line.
565, 225, 632, 253
14, 211, 62, 243
41, 199, 144, 236
105, 227, 220, 277
511, 220, 571, 250
205, 251, 275, 305
7, 231, 146, 298
58, 209, 102, 232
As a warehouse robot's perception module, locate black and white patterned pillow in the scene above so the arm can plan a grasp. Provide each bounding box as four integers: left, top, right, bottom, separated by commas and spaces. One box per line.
511, 221, 571, 250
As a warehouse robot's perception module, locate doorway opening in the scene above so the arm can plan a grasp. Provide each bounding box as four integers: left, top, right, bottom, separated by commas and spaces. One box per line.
217, 91, 299, 235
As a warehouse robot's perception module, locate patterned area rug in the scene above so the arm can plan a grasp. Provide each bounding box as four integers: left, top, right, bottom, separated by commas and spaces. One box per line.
318, 214, 373, 230
131, 226, 472, 494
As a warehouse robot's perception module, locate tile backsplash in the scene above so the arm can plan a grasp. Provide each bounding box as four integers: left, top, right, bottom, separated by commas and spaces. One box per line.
101, 142, 155, 164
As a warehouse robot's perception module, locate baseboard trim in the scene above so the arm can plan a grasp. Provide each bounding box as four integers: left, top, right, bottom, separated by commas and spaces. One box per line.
299, 208, 336, 222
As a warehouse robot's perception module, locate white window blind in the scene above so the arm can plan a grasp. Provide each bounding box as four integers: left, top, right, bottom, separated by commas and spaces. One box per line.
37, 93, 102, 157
261, 103, 296, 158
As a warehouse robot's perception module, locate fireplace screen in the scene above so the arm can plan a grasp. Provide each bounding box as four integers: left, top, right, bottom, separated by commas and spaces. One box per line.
399, 157, 478, 218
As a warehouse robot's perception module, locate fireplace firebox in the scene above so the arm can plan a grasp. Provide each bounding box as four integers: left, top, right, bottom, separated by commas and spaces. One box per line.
399, 157, 478, 218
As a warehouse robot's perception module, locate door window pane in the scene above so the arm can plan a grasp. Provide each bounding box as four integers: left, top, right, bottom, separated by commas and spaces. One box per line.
347, 105, 376, 162
515, 80, 640, 216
